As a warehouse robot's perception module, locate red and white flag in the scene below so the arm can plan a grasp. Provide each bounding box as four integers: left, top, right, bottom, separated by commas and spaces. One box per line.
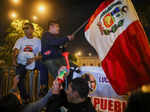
85, 0, 150, 95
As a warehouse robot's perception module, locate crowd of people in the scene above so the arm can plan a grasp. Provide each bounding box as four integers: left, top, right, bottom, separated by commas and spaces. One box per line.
0, 67, 96, 112
12, 20, 74, 102
0, 21, 150, 112
1, 67, 150, 112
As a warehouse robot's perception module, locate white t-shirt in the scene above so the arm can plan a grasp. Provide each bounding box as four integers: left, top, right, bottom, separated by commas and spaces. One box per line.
13, 36, 41, 70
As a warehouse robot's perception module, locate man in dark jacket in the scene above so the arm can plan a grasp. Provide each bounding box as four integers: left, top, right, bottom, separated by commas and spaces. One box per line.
41, 20, 74, 79
46, 77, 96, 112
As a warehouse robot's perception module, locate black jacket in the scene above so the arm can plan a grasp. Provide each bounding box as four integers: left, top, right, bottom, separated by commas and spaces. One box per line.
41, 32, 69, 60
46, 90, 96, 112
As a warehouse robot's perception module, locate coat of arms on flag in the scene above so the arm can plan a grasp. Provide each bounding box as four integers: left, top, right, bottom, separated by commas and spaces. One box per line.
97, 1, 128, 35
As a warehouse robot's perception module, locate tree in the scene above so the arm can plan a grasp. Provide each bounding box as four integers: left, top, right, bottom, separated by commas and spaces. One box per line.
0, 19, 43, 65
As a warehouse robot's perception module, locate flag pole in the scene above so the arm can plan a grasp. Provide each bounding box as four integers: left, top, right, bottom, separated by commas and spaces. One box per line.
72, 19, 89, 36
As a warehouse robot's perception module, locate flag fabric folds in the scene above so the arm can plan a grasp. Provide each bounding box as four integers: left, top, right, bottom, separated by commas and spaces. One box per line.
85, 0, 150, 95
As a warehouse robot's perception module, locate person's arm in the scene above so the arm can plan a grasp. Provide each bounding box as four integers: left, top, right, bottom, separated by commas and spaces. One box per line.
12, 39, 22, 66
26, 53, 42, 65
34, 54, 42, 61
12, 48, 19, 66
22, 68, 67, 112
22, 79, 64, 112
46, 80, 66, 112
21, 89, 53, 112
42, 32, 74, 46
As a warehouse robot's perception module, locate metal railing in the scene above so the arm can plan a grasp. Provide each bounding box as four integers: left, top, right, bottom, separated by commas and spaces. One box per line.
0, 66, 54, 101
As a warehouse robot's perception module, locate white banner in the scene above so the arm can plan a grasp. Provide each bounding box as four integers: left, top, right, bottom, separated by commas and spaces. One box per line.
73, 66, 123, 98
91, 96, 127, 112
72, 66, 127, 112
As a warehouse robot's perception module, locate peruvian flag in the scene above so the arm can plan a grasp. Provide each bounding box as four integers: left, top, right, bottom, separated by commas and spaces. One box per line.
85, 0, 150, 95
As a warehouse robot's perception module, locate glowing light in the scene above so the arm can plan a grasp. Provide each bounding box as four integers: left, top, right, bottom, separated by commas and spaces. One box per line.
88, 53, 92, 56
33, 16, 38, 21
10, 12, 17, 19
75, 51, 82, 57
12, 0, 20, 4
38, 5, 46, 13
142, 85, 150, 93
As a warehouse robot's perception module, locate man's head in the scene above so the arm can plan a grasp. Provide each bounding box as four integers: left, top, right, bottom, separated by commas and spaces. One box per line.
65, 77, 89, 104
48, 20, 60, 35
23, 22, 34, 38
82, 73, 96, 93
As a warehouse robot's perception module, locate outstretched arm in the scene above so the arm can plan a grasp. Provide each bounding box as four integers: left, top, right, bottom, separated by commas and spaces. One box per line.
42, 32, 74, 46
21, 89, 53, 112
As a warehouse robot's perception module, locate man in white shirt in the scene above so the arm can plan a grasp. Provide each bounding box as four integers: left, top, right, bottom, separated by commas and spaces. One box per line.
12, 22, 41, 103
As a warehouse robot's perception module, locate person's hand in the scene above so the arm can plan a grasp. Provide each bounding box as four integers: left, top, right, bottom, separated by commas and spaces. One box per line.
27, 58, 34, 65
67, 34, 74, 41
52, 80, 62, 94
58, 66, 69, 78
12, 60, 18, 67
34, 55, 42, 61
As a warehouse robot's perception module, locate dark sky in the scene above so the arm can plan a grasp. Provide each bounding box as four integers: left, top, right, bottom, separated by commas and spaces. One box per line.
0, 0, 150, 56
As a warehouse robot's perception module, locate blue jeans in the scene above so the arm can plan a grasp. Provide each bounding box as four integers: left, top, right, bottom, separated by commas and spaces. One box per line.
16, 61, 48, 100
16, 64, 28, 100
36, 61, 48, 87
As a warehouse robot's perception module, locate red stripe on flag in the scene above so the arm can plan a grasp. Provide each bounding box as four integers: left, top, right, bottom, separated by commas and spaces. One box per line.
102, 21, 150, 95
85, 0, 114, 31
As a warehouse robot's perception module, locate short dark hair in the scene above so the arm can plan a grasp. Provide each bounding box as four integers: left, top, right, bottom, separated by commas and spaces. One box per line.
71, 77, 89, 98
24, 22, 34, 29
48, 20, 59, 27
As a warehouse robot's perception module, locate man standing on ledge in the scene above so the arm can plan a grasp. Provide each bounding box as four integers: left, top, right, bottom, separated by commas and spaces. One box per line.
12, 22, 41, 103
41, 20, 74, 79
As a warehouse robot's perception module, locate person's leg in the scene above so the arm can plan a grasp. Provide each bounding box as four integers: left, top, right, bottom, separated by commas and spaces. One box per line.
29, 71, 34, 99
43, 59, 57, 78
36, 61, 49, 97
43, 57, 66, 79
55, 57, 66, 70
16, 65, 28, 103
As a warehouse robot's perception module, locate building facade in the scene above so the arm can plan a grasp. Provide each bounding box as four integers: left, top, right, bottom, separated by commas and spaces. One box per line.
76, 56, 101, 67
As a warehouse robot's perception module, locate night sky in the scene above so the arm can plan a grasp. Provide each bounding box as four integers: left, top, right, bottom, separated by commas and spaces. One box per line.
0, 0, 150, 56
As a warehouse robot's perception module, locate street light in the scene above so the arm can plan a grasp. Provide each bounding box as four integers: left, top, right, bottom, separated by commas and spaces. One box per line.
10, 12, 17, 19
33, 16, 38, 21
12, 0, 20, 4
75, 51, 82, 57
88, 53, 92, 56
38, 4, 46, 13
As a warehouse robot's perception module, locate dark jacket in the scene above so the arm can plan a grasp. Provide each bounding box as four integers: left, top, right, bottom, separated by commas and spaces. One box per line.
46, 90, 96, 112
41, 32, 69, 60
